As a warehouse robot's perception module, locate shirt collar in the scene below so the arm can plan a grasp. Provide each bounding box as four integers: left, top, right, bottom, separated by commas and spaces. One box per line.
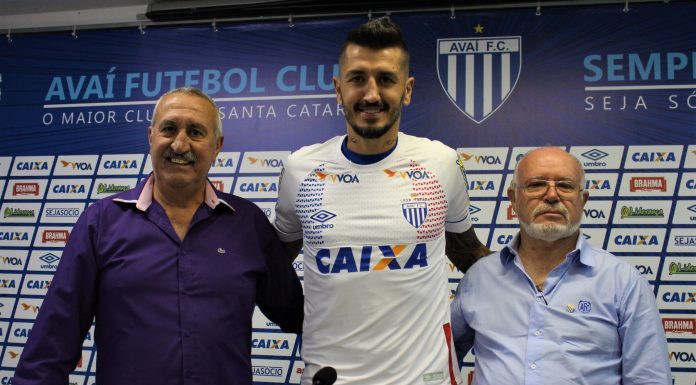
112, 175, 235, 212
500, 231, 595, 267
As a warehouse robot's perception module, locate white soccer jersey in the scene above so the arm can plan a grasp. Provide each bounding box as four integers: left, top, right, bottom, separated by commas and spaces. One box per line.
275, 133, 472, 385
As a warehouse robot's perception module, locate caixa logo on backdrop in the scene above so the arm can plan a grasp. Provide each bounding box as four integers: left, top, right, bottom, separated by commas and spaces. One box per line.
437, 36, 521, 123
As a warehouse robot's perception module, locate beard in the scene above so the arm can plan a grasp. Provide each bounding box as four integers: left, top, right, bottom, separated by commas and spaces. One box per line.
343, 95, 405, 139
520, 203, 581, 242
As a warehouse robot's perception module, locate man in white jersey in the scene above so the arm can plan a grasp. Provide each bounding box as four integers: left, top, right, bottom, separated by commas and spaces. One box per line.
274, 17, 489, 385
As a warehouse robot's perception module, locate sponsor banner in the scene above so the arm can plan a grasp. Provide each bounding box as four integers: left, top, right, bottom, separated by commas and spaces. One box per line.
40, 202, 85, 224
618, 256, 660, 281
251, 358, 291, 383
1, 346, 22, 368
467, 200, 496, 225
97, 154, 144, 175
490, 227, 518, 250
234, 176, 280, 199
7, 321, 33, 344
83, 325, 96, 348
667, 229, 696, 253
446, 260, 465, 280
239, 151, 289, 174
46, 178, 92, 200
580, 228, 607, 250
0, 322, 7, 344
662, 314, 696, 340
581, 200, 612, 225
0, 297, 17, 318
20, 273, 53, 296
0, 226, 34, 247
27, 250, 62, 272
663, 257, 696, 281
618, 172, 677, 197
455, 148, 508, 171
13, 298, 43, 320
288, 360, 304, 384
678, 172, 696, 197
142, 154, 153, 175
292, 255, 304, 279
569, 146, 623, 170
466, 174, 503, 198
251, 332, 297, 357
32, 226, 72, 248
208, 177, 235, 194
495, 200, 518, 225
583, 173, 619, 197
210, 152, 242, 174
474, 227, 491, 249
0, 250, 28, 272
253, 201, 276, 224
53, 155, 99, 176
0, 202, 41, 224
668, 343, 696, 369
607, 228, 666, 253
612, 200, 671, 225
624, 145, 683, 169
4, 179, 48, 200
0, 157, 12, 177
89, 178, 138, 200
0, 273, 21, 296
252, 307, 281, 330
673, 200, 696, 224
673, 372, 696, 385
10, 156, 55, 177
657, 285, 696, 310
685, 145, 696, 168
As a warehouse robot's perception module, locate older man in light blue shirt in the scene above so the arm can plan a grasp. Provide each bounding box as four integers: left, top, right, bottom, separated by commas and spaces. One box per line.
451, 147, 670, 385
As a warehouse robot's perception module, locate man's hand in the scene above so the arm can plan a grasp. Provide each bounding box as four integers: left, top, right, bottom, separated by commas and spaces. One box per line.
445, 227, 492, 273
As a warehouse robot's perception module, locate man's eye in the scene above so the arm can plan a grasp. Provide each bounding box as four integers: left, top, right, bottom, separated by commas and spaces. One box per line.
526, 181, 547, 190
556, 182, 576, 192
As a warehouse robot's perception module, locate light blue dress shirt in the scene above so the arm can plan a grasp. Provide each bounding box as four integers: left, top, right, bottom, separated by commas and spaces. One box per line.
451, 233, 671, 385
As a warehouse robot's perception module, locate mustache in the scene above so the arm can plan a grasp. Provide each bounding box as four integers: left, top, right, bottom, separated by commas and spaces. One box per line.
163, 147, 197, 163
532, 203, 569, 220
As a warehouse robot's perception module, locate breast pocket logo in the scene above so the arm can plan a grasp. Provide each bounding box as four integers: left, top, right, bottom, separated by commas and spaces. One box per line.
402, 202, 428, 228
437, 37, 521, 123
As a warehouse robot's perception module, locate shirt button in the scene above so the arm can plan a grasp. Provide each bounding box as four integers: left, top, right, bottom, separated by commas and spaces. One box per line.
535, 297, 541, 302
534, 330, 542, 336
530, 363, 537, 369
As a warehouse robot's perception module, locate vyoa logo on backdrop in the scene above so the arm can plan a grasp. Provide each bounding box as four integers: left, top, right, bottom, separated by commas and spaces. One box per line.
437, 36, 522, 123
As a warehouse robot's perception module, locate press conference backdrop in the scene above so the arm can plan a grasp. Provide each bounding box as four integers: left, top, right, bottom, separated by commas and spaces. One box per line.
0, 1, 695, 384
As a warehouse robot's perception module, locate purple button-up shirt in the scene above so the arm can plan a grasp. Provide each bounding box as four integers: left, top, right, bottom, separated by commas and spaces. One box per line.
14, 176, 303, 385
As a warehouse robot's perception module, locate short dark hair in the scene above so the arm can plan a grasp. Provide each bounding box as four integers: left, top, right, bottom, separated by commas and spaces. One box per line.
339, 16, 410, 70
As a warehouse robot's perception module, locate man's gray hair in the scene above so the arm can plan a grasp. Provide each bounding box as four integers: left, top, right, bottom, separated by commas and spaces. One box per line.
152, 87, 223, 139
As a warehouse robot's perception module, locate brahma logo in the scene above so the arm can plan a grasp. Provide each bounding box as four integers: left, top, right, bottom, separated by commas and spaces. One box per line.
13, 183, 39, 196
383, 169, 431, 180
247, 156, 284, 168
42, 230, 69, 243
630, 177, 666, 192
507, 204, 517, 220
662, 318, 696, 334
437, 36, 521, 123
314, 171, 360, 183
314, 243, 428, 274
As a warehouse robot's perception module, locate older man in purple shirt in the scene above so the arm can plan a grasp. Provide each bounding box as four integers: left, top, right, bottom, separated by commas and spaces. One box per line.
13, 87, 304, 385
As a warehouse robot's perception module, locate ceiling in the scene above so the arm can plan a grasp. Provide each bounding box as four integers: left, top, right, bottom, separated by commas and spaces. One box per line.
0, 0, 674, 33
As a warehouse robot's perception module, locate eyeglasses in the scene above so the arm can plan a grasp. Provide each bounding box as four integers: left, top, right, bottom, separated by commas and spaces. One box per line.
514, 179, 583, 198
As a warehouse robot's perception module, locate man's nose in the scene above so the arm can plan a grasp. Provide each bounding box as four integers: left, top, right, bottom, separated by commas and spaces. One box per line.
170, 129, 190, 153
363, 77, 380, 103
